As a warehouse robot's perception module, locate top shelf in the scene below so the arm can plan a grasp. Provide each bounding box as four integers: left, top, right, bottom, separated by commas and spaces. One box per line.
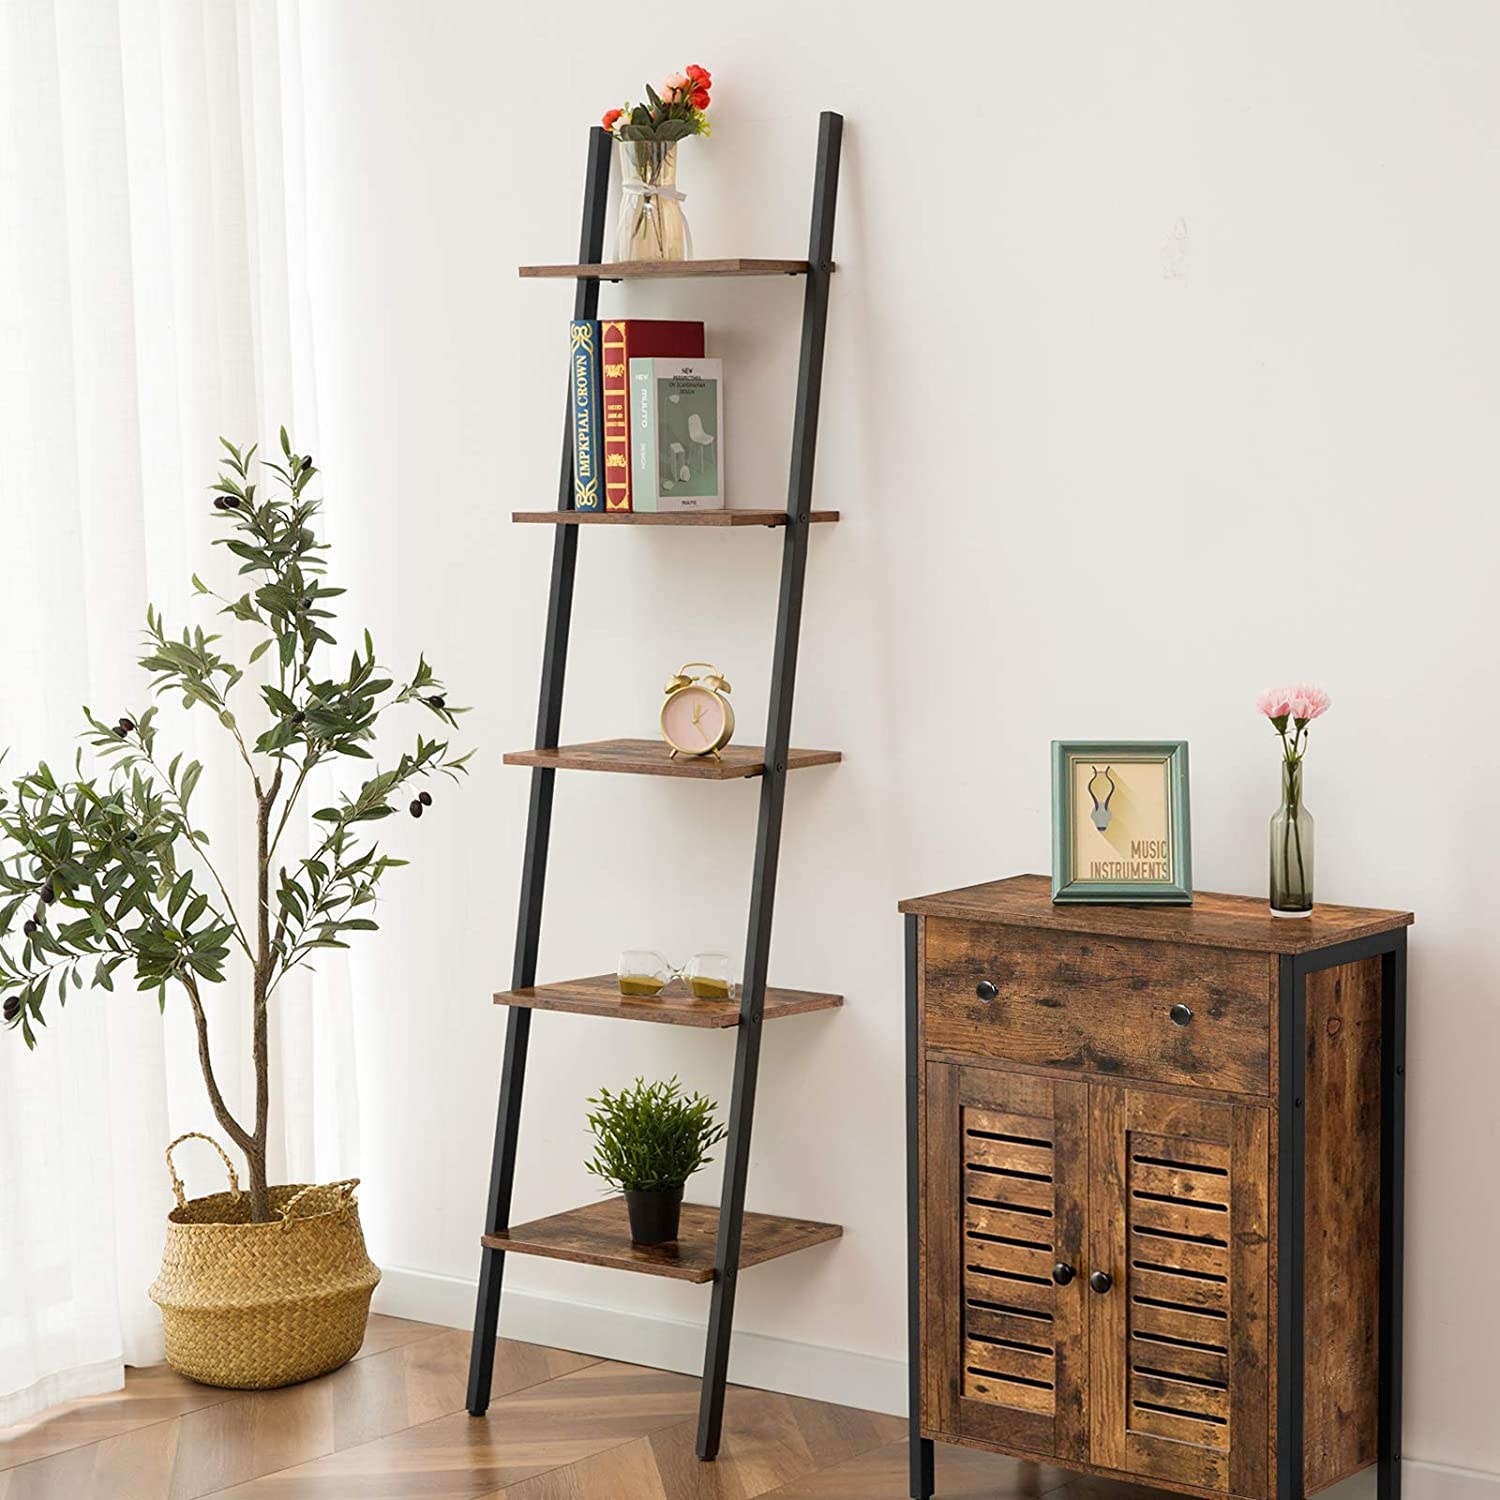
518, 258, 823, 281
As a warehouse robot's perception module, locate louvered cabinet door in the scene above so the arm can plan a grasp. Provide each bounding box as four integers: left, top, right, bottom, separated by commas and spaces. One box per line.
1088, 1085, 1271, 1498
923, 1063, 1089, 1463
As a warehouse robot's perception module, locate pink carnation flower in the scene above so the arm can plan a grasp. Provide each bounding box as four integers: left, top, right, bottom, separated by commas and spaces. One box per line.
1256, 688, 1292, 720
1288, 683, 1331, 722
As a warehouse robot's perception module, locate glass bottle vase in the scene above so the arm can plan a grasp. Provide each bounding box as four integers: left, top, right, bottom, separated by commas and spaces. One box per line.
1269, 759, 1315, 916
617, 140, 691, 261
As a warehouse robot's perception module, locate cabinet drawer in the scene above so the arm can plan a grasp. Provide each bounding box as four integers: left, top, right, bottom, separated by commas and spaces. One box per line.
923, 919, 1271, 1095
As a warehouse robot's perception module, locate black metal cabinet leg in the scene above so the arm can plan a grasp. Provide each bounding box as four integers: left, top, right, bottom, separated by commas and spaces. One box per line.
1379, 932, 1408, 1500
465, 124, 611, 1420
695, 111, 843, 1463
906, 914, 934, 1500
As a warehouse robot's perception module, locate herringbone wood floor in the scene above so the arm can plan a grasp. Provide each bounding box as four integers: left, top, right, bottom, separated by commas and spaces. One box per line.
0, 1315, 1159, 1499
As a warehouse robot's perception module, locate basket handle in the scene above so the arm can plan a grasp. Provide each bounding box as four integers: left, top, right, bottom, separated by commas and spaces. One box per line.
165, 1132, 241, 1210
279, 1178, 360, 1231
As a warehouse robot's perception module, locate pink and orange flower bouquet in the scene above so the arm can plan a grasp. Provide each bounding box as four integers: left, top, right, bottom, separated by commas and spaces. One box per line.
601, 65, 714, 260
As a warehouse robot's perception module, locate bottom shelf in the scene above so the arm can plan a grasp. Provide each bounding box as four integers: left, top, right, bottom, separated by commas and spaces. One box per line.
482, 1198, 842, 1284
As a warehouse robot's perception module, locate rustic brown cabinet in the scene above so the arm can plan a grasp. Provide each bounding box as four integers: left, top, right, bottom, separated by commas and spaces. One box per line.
900, 876, 1411, 1500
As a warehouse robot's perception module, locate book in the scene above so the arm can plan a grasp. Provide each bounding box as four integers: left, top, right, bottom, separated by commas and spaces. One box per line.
568, 320, 603, 511
600, 320, 704, 511
630, 358, 725, 513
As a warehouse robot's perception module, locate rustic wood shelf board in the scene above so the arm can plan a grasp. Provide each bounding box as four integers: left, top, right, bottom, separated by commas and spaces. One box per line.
482, 1198, 843, 1283
512, 509, 840, 527
898, 872, 1413, 955
493, 974, 843, 1028
503, 739, 842, 780
519, 257, 818, 280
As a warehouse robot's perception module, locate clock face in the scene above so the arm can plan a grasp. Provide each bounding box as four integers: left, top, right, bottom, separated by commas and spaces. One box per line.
661, 685, 729, 755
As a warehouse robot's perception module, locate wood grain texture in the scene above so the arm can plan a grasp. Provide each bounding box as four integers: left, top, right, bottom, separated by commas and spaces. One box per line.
481, 1198, 841, 1283
518, 258, 816, 279
10, 1311, 1255, 1500
899, 873, 1412, 955
924, 920, 1271, 1096
492, 974, 842, 1028
755, 1436, 1079, 1499
0, 1326, 593, 1500
1230, 1105, 1271, 1500
922, 1062, 962, 1438
210, 1359, 700, 1497
503, 740, 841, 781
1302, 957, 1382, 1494
925, 1067, 1089, 1462
1088, 1083, 1128, 1475
512, 509, 839, 527
484, 1388, 900, 1500
0, 1316, 433, 1473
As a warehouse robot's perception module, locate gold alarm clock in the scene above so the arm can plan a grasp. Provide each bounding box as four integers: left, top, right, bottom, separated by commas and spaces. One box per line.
660, 662, 735, 759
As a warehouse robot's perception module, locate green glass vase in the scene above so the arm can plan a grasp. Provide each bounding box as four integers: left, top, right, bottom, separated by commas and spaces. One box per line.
1269, 759, 1314, 917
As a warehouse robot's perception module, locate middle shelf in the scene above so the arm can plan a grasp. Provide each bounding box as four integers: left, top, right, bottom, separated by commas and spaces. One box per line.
503, 738, 841, 780
494, 973, 843, 1028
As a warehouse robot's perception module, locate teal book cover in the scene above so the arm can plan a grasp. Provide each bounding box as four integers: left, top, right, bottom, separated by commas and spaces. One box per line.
629, 358, 723, 513
568, 320, 603, 511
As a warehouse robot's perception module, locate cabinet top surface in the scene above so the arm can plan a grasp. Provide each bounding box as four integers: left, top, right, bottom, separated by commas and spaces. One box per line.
898, 873, 1412, 954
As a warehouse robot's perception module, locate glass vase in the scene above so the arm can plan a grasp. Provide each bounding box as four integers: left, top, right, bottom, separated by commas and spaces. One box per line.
617, 140, 691, 262
1269, 759, 1315, 916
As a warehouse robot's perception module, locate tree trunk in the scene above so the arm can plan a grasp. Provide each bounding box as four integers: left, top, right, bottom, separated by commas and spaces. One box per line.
248, 771, 280, 1223
245, 1139, 270, 1223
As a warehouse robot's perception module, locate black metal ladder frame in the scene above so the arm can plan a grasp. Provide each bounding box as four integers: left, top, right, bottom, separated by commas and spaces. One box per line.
466, 112, 843, 1466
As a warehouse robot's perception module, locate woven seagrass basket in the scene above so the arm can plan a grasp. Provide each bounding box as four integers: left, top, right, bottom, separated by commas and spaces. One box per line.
148, 1133, 381, 1389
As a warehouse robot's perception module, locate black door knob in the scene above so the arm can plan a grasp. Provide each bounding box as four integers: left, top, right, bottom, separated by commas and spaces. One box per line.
1051, 1262, 1075, 1286
975, 979, 998, 1003
1089, 1269, 1113, 1294
1169, 1003, 1193, 1027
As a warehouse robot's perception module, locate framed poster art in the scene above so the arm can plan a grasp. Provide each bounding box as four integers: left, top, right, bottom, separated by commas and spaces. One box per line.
1051, 740, 1192, 905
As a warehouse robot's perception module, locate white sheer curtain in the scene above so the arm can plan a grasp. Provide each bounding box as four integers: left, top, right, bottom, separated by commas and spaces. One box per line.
0, 0, 356, 1426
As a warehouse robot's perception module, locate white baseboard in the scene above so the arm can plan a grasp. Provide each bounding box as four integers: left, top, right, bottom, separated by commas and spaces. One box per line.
373, 1269, 1499, 1492
373, 1263, 906, 1417
1404, 1461, 1500, 1500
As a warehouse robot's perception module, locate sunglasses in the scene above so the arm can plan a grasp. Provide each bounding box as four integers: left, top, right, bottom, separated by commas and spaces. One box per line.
618, 950, 736, 1001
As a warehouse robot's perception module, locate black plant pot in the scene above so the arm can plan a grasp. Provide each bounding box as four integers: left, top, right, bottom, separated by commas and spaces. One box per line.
624, 1185, 684, 1246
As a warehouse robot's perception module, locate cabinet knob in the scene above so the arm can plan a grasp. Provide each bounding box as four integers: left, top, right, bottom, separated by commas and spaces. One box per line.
1089, 1269, 1113, 1295
975, 980, 998, 1003
1169, 1003, 1193, 1027
1051, 1262, 1075, 1286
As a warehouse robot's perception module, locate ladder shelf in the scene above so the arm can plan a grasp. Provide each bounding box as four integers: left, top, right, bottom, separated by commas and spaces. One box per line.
466, 111, 844, 1464
494, 974, 842, 1029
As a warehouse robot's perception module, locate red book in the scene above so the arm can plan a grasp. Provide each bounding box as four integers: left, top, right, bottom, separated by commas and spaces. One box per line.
600, 319, 705, 511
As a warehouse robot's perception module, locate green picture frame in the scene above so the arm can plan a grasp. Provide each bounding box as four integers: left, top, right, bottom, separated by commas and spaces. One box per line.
1051, 740, 1193, 905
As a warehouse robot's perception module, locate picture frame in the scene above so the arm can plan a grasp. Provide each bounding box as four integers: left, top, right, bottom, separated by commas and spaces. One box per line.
1051, 740, 1192, 905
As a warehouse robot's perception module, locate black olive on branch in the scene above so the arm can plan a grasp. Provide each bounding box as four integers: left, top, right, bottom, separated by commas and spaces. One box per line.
428, 695, 445, 710
418, 791, 432, 806
409, 800, 423, 819
22, 921, 36, 938
3, 997, 20, 1022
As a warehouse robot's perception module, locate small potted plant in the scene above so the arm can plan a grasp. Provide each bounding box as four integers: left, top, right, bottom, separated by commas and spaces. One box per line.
585, 1075, 728, 1245
602, 63, 713, 261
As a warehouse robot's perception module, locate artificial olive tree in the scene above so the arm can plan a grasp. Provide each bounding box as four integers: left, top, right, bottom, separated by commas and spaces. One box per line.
0, 432, 469, 1221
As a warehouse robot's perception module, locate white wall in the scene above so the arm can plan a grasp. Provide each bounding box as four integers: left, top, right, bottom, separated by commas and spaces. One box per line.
288, 0, 1499, 1477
